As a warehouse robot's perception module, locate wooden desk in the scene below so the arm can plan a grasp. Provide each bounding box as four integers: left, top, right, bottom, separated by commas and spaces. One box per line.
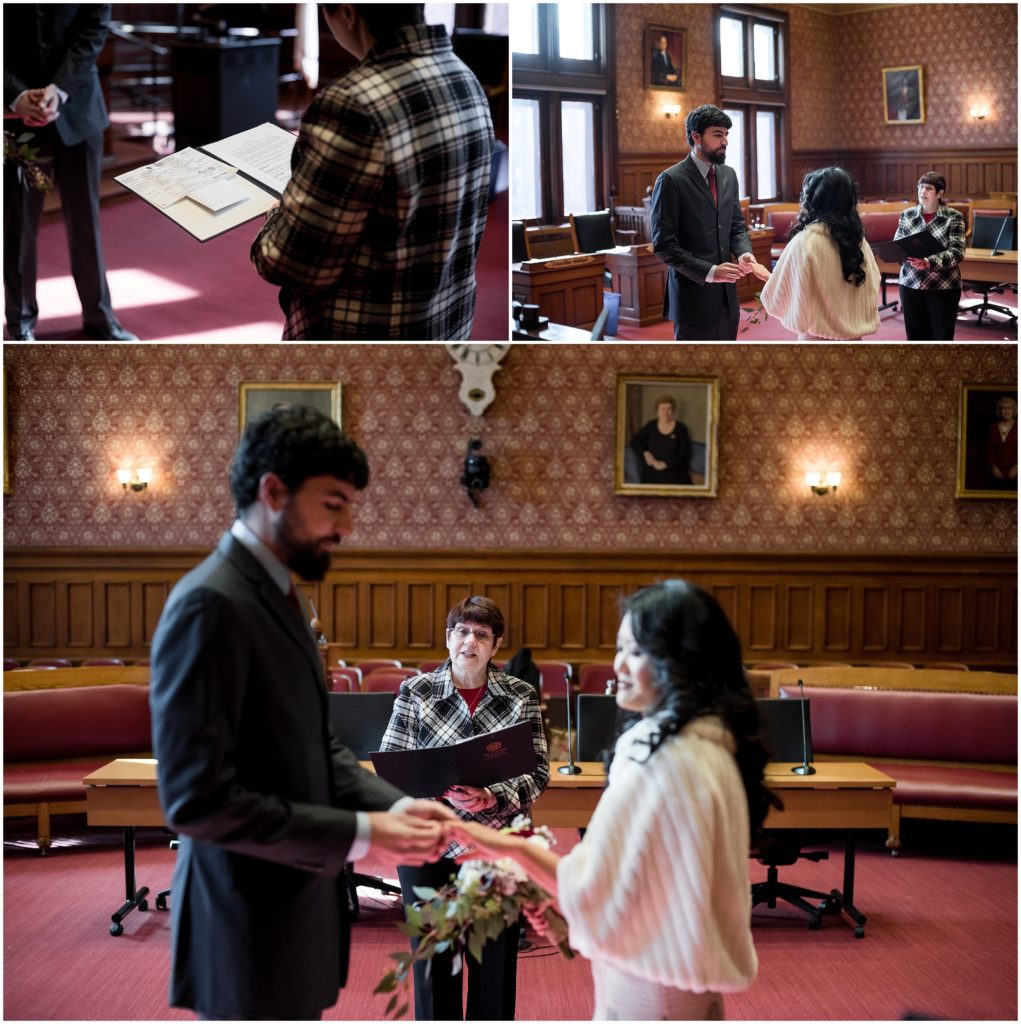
959, 248, 1017, 284
602, 244, 666, 327
85, 758, 894, 936
512, 255, 606, 328
84, 758, 164, 935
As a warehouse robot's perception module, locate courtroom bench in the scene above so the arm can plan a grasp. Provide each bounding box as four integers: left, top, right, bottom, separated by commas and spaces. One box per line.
778, 683, 1017, 852
4, 670, 152, 852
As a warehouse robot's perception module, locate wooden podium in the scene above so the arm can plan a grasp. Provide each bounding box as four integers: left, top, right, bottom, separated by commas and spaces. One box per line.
512, 254, 606, 329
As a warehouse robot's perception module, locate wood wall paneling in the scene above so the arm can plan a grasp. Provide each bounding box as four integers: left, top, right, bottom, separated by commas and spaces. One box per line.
3, 550, 1016, 671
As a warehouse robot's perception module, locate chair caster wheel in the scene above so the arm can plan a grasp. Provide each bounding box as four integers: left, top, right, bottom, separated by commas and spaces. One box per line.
854, 926, 865, 938
138, 899, 148, 912
156, 894, 167, 911
808, 915, 822, 931
110, 922, 124, 936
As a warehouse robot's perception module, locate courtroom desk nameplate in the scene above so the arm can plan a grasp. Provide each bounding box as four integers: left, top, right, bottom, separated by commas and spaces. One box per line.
515, 254, 603, 273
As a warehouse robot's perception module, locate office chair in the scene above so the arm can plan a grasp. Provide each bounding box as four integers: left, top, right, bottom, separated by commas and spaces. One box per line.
357, 658, 404, 674
575, 694, 619, 762
577, 663, 616, 694
962, 213, 1017, 325
751, 697, 834, 931
363, 667, 419, 692
327, 691, 402, 916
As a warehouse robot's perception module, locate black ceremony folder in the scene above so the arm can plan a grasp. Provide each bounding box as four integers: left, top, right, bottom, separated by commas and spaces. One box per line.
869, 228, 944, 262
370, 722, 537, 798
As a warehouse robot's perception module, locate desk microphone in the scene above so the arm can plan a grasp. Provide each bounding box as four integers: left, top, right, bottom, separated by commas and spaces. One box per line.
989, 214, 1012, 257
791, 679, 816, 776
558, 674, 582, 775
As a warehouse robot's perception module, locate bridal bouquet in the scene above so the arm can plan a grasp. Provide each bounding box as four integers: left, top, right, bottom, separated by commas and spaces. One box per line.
375, 816, 573, 1019
3, 132, 53, 193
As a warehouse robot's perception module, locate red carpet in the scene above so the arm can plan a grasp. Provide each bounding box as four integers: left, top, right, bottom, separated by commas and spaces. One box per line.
614, 285, 1018, 342
3, 820, 1016, 1021
18, 190, 507, 343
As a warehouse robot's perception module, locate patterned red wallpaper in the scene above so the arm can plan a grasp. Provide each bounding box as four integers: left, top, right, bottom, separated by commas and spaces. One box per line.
4, 344, 1015, 554
615, 3, 1017, 153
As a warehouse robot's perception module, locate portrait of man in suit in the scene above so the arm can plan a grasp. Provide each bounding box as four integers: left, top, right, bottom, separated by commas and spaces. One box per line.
648, 25, 686, 90
650, 104, 754, 340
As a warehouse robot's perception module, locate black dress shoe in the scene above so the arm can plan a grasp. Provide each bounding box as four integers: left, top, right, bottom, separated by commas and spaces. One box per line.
82, 321, 139, 341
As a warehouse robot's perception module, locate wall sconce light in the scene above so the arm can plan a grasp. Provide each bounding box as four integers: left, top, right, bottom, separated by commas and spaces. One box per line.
461, 439, 490, 509
662, 103, 682, 119
116, 466, 153, 492
969, 105, 988, 120
806, 471, 841, 496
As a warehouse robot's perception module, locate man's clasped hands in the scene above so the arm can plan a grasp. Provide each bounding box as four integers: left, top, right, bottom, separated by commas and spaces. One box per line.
14, 86, 61, 127
715, 251, 771, 283
365, 792, 504, 864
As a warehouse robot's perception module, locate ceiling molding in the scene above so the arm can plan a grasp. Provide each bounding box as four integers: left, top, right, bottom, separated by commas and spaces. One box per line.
796, 3, 900, 15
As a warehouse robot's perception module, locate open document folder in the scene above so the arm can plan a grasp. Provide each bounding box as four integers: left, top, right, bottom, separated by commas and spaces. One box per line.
370, 722, 538, 798
114, 122, 296, 242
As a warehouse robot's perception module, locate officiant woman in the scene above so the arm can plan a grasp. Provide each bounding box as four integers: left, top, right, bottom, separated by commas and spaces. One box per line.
448, 581, 774, 1021
379, 596, 549, 1020
895, 171, 966, 340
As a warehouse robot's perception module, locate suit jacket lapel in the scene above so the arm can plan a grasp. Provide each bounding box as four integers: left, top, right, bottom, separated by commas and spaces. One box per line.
218, 533, 324, 682
683, 154, 716, 210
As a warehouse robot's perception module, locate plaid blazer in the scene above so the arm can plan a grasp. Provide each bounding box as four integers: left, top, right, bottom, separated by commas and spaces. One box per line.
251, 24, 493, 340
380, 662, 549, 856
894, 204, 966, 290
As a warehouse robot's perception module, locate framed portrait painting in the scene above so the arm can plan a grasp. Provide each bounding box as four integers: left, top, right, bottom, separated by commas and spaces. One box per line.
238, 381, 341, 436
614, 374, 720, 497
883, 65, 925, 124
956, 384, 1017, 499
647, 24, 687, 91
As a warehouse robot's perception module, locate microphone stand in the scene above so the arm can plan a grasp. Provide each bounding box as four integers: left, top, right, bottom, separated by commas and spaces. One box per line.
989, 214, 1012, 257
791, 678, 816, 776
558, 672, 582, 775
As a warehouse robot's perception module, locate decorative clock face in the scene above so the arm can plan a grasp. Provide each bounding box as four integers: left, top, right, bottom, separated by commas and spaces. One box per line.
446, 345, 510, 416
445, 344, 509, 367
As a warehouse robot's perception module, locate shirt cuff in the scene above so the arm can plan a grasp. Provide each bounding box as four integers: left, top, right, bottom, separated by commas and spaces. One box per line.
706, 265, 717, 284
9, 90, 27, 114
347, 797, 415, 862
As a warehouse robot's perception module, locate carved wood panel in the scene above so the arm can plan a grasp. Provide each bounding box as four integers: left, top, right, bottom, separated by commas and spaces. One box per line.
3, 550, 1016, 671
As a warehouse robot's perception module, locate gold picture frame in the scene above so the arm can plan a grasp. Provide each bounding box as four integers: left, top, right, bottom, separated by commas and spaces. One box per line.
955, 383, 1017, 499
238, 381, 341, 436
614, 374, 720, 497
646, 23, 687, 92
3, 364, 9, 495
883, 64, 925, 125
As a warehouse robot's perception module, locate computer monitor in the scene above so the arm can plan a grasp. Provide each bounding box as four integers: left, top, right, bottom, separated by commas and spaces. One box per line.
972, 214, 1017, 250
327, 691, 397, 760
576, 694, 620, 761
756, 697, 813, 763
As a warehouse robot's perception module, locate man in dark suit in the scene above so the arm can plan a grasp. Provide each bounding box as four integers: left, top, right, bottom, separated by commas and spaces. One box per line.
3, 4, 136, 340
150, 405, 452, 1020
651, 104, 755, 340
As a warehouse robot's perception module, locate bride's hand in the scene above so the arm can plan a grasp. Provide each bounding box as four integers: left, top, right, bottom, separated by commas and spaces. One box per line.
748, 260, 771, 281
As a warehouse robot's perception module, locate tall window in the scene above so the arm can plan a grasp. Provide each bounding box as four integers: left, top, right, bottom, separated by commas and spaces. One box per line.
511, 3, 610, 223
718, 6, 788, 203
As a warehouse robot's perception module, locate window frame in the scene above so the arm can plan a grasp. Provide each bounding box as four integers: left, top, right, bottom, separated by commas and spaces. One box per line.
717, 4, 790, 201
513, 3, 614, 224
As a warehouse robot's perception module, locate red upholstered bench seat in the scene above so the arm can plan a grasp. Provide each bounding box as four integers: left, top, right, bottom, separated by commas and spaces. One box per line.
868, 762, 1017, 810
4, 757, 135, 803
3, 684, 152, 852
779, 685, 1017, 849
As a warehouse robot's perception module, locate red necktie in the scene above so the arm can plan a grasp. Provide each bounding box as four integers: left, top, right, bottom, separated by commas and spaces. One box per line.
708, 166, 718, 207
286, 585, 303, 619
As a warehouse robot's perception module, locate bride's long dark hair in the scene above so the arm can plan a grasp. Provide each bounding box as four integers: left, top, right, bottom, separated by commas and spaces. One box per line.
787, 166, 867, 287
608, 580, 777, 838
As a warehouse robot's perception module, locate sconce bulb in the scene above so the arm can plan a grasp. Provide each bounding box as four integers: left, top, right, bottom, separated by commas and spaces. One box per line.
116, 468, 131, 486
137, 467, 153, 484
805, 471, 821, 488
827, 471, 842, 488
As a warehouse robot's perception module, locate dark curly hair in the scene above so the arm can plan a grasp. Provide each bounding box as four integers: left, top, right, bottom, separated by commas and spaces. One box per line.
684, 104, 732, 148
788, 166, 867, 288
607, 580, 777, 838
229, 404, 369, 512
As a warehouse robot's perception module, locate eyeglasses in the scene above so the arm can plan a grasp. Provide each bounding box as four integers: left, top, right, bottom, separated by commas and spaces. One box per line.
449, 625, 494, 644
